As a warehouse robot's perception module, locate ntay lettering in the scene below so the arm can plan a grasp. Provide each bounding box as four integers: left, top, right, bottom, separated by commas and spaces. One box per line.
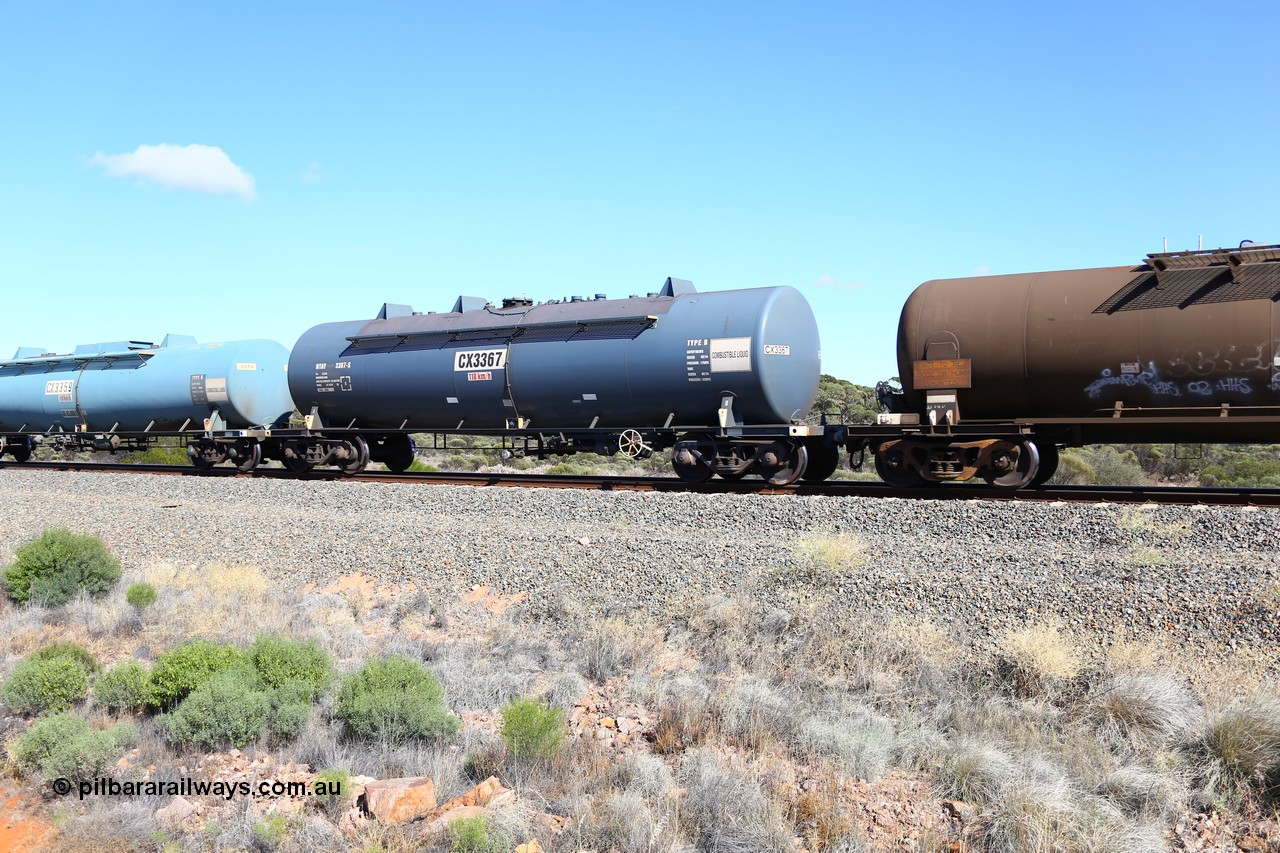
453, 348, 508, 371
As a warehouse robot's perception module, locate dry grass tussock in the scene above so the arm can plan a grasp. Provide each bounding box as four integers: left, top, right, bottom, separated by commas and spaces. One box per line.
997, 620, 1084, 697
1084, 670, 1200, 745
790, 530, 868, 577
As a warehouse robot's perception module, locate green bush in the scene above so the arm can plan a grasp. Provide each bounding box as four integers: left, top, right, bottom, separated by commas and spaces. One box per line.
13, 711, 137, 781
249, 635, 333, 700
251, 814, 288, 848
29, 641, 98, 673
94, 660, 150, 712
448, 813, 511, 853
125, 582, 157, 613
270, 699, 312, 739
147, 640, 247, 709
160, 667, 272, 748
3, 656, 90, 713
336, 656, 459, 741
313, 768, 350, 818
499, 696, 565, 760
3, 528, 122, 606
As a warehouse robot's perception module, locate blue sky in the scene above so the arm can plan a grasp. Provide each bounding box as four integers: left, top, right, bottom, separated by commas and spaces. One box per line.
3, 2, 1275, 385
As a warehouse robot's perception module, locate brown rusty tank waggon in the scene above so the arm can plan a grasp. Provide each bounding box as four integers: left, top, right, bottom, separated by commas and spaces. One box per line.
856, 243, 1280, 489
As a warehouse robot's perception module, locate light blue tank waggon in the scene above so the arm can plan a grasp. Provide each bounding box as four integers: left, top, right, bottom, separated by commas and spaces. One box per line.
0, 335, 293, 464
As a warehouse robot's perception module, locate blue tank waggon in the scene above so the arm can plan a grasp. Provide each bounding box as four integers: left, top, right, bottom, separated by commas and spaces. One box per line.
0, 335, 293, 466
283, 278, 834, 483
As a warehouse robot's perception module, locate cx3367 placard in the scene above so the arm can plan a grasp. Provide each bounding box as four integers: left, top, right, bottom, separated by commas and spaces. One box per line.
453, 349, 508, 371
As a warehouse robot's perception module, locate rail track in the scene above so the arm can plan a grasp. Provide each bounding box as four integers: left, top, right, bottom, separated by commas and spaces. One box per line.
4, 459, 1280, 507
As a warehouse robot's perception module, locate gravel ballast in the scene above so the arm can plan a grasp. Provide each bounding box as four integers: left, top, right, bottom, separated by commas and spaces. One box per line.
1, 471, 1277, 661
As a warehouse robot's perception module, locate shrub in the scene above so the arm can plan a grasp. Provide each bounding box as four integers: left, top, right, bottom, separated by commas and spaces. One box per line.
28, 641, 99, 673
94, 660, 150, 712
159, 667, 272, 748
251, 814, 288, 848
313, 768, 350, 819
271, 699, 312, 740
719, 677, 799, 751
125, 582, 157, 613
249, 635, 333, 700
579, 618, 659, 683
679, 750, 792, 853
13, 711, 137, 781
3, 656, 90, 713
447, 813, 510, 853
336, 656, 459, 741
147, 640, 246, 708
3, 528, 122, 606
499, 696, 565, 761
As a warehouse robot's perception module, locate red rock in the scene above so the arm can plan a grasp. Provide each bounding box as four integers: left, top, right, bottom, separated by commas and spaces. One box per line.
360, 776, 437, 825
155, 796, 198, 828
434, 776, 512, 812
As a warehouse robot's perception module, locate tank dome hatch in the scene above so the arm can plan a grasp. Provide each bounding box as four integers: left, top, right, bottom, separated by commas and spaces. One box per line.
160, 334, 197, 348
377, 303, 414, 320
73, 341, 156, 357
451, 296, 490, 313
660, 277, 696, 297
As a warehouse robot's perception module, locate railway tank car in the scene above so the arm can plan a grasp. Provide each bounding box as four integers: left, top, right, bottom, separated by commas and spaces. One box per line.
863, 243, 1280, 489
284, 277, 830, 483
0, 336, 293, 466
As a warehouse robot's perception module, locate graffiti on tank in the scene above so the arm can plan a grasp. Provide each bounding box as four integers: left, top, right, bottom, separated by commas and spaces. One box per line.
1215, 377, 1253, 394
1085, 362, 1258, 400
1168, 343, 1269, 379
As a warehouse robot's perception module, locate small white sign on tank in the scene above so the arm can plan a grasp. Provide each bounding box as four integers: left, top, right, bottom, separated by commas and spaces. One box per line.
710, 337, 752, 373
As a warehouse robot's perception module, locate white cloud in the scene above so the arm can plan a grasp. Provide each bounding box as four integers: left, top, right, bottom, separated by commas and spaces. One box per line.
970, 264, 990, 276
814, 273, 865, 291
299, 161, 325, 183
90, 143, 256, 201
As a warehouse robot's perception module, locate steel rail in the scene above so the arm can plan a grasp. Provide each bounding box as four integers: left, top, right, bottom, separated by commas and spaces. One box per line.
4, 460, 1280, 506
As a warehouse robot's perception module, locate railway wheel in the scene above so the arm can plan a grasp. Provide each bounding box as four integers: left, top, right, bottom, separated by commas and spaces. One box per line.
7, 438, 33, 463
801, 441, 840, 483
982, 439, 1040, 490
337, 436, 370, 474
233, 440, 262, 473
874, 445, 922, 488
757, 441, 809, 486
672, 433, 715, 483
375, 434, 416, 473
281, 442, 314, 474
1031, 442, 1059, 487
188, 439, 226, 470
